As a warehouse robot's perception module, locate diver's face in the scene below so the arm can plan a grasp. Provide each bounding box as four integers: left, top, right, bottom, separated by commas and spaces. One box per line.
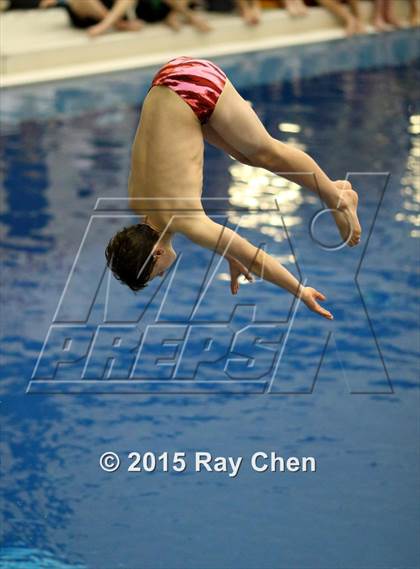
149, 246, 177, 280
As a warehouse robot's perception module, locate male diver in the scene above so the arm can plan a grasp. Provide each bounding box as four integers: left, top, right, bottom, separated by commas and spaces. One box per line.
106, 57, 361, 320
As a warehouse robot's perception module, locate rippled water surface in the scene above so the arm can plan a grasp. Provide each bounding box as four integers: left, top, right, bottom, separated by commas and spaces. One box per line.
1, 32, 419, 569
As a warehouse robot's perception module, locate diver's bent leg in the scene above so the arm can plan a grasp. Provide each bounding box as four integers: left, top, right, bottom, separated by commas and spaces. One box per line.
209, 79, 361, 245
210, 80, 340, 200
202, 124, 254, 166
209, 80, 275, 164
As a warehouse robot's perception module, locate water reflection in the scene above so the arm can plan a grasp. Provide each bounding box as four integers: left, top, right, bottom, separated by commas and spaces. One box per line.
396, 114, 420, 238
0, 121, 51, 252
0, 548, 86, 568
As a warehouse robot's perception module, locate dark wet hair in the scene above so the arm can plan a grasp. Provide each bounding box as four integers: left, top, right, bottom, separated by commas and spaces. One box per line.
105, 223, 160, 291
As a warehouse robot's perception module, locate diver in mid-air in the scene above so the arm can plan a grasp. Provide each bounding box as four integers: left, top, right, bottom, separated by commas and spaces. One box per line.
106, 57, 361, 320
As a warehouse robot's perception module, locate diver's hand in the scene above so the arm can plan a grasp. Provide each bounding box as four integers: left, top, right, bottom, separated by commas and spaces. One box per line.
228, 258, 253, 295
301, 286, 333, 320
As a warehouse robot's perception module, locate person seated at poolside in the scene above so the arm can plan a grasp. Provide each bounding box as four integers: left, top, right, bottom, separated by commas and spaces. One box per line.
40, 0, 211, 36
205, 0, 261, 26
315, 0, 365, 35
40, 0, 143, 34
115, 0, 211, 33
105, 57, 362, 320
372, 0, 402, 31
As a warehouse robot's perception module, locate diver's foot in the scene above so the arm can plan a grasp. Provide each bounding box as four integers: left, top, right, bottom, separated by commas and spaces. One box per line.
331, 186, 362, 247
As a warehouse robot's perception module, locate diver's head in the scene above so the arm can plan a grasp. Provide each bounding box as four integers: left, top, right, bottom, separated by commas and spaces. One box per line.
105, 223, 176, 291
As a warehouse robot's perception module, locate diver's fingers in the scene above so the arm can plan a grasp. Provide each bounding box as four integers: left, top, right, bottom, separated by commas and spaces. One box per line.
315, 290, 326, 301
313, 301, 333, 320
231, 277, 239, 295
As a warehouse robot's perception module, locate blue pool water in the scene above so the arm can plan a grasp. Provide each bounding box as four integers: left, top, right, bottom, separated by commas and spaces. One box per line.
1, 31, 419, 568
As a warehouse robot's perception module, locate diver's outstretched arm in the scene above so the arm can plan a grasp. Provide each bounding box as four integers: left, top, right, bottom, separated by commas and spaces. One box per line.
172, 215, 333, 320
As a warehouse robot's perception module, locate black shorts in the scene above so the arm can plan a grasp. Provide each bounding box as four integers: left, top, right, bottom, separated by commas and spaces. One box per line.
135, 0, 171, 23
63, 0, 113, 29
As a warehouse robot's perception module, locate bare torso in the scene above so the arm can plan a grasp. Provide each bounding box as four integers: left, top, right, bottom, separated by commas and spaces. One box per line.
128, 86, 205, 231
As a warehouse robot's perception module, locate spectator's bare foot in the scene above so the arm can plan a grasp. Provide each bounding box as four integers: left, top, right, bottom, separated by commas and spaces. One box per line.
285, 0, 308, 17
354, 18, 366, 34
345, 15, 367, 35
87, 22, 109, 37
165, 11, 182, 31
345, 15, 359, 36
409, 1, 419, 26
241, 4, 261, 25
115, 19, 144, 32
40, 0, 58, 7
385, 15, 402, 28
373, 16, 393, 31
409, 11, 419, 26
249, 4, 261, 24
165, 12, 181, 31
189, 12, 212, 32
295, 0, 308, 16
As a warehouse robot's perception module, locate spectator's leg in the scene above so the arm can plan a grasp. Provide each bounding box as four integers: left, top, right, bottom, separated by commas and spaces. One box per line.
372, 0, 392, 30
164, 9, 182, 31
70, 0, 108, 19
40, 0, 109, 29
382, 0, 402, 27
163, 0, 212, 32
40, 0, 142, 32
40, 0, 108, 19
409, 0, 419, 26
87, 0, 136, 35
316, 0, 359, 35
39, 0, 108, 21
346, 0, 366, 32
236, 1, 261, 25
285, 0, 308, 17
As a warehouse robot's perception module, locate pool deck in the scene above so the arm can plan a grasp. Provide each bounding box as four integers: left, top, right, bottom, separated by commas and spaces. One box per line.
0, 1, 413, 87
